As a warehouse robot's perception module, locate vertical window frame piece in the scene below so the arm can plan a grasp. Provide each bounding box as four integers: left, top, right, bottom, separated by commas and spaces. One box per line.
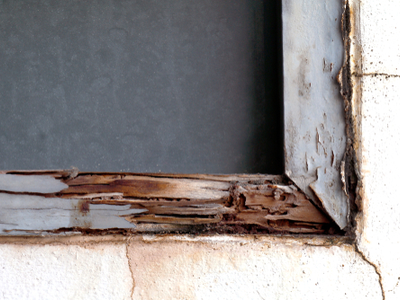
282, 0, 349, 229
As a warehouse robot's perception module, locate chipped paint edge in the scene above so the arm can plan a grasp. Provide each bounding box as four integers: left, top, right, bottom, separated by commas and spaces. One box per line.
283, 0, 350, 229
0, 174, 68, 193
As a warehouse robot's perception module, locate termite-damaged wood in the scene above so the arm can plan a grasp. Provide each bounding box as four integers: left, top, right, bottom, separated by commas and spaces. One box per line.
0, 171, 339, 235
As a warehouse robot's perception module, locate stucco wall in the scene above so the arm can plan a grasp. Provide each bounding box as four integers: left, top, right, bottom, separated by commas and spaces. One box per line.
1, 0, 399, 299
0, 236, 381, 300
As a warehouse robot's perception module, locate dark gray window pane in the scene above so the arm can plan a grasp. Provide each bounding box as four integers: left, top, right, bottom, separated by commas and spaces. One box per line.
0, 0, 282, 173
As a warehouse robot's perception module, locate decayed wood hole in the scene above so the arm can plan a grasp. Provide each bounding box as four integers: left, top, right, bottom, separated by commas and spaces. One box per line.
0, 170, 339, 235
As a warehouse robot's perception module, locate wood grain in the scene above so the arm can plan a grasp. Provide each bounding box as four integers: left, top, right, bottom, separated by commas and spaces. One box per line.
0, 171, 338, 235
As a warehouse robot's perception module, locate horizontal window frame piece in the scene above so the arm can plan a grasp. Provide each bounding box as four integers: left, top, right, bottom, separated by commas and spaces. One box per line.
0, 170, 337, 235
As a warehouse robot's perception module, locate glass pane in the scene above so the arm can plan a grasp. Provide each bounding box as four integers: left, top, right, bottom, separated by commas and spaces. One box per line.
0, 0, 282, 173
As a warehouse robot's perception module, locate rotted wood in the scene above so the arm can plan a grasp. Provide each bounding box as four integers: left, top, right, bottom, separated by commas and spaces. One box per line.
0, 170, 337, 235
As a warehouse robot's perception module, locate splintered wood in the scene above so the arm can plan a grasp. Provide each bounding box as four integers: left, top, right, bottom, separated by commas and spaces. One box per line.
0, 171, 337, 235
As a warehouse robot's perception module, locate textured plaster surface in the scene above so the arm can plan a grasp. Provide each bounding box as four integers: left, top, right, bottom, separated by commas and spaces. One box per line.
360, 0, 400, 75
0, 243, 133, 300
356, 75, 400, 300
0, 236, 382, 300
353, 1, 400, 298
127, 237, 380, 300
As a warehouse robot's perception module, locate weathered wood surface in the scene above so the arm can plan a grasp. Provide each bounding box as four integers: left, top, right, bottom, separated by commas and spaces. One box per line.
282, 0, 349, 229
0, 171, 337, 235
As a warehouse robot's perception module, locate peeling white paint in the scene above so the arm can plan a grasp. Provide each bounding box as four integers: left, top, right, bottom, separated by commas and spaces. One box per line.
0, 193, 146, 232
0, 174, 68, 193
282, 0, 348, 228
310, 167, 346, 224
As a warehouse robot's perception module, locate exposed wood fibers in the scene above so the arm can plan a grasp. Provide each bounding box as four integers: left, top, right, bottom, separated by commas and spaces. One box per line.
0, 170, 339, 235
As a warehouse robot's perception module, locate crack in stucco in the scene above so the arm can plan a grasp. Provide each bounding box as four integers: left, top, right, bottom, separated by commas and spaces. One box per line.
354, 244, 385, 300
388, 278, 400, 293
257, 290, 266, 300
302, 237, 385, 299
352, 72, 400, 78
125, 239, 135, 300
346, 1, 385, 298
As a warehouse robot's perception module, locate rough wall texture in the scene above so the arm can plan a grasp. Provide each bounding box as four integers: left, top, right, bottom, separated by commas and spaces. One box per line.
128, 236, 379, 300
0, 236, 381, 300
0, 0, 398, 299
0, 242, 133, 300
357, 75, 400, 300
354, 2, 400, 299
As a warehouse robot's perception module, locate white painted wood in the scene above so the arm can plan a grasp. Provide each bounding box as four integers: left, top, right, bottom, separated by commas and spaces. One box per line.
282, 0, 348, 228
0, 193, 147, 233
0, 174, 68, 193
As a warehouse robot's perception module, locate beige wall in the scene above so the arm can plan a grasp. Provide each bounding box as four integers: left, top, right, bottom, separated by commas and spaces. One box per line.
1, 0, 399, 299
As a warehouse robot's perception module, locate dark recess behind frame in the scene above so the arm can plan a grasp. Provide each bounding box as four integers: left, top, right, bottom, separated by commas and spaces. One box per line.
0, 0, 283, 174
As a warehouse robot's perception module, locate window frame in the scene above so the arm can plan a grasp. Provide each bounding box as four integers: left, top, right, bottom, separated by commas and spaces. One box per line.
0, 0, 350, 235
